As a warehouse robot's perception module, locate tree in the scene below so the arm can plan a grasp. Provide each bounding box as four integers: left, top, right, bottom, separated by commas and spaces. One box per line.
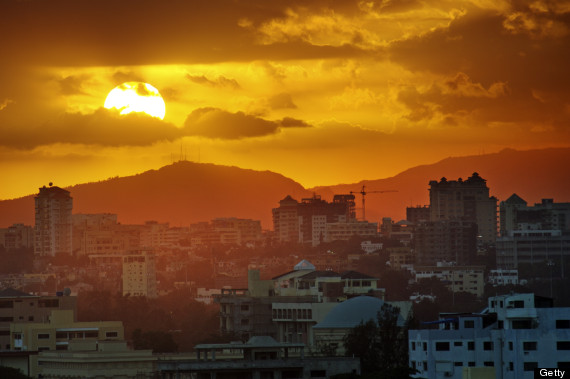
0, 366, 31, 379
344, 304, 415, 378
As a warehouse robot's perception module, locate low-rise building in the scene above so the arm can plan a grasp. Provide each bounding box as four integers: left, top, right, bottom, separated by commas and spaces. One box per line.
157, 336, 360, 379
414, 264, 485, 298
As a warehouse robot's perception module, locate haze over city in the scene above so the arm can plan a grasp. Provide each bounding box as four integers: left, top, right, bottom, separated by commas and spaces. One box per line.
1, 1, 570, 379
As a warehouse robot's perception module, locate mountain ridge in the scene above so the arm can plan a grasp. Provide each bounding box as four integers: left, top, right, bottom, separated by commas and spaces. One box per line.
1, 147, 569, 229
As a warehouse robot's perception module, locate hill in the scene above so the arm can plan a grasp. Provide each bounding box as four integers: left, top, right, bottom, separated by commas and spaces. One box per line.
311, 147, 570, 222
1, 148, 569, 229
0, 161, 311, 229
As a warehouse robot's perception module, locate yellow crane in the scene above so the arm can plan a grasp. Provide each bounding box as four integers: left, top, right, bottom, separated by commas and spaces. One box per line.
350, 185, 398, 221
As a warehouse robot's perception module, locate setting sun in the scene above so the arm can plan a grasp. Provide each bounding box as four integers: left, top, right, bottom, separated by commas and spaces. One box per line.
104, 82, 166, 120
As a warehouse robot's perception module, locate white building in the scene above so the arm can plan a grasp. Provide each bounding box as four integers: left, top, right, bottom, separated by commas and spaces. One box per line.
488, 269, 520, 286
408, 293, 570, 379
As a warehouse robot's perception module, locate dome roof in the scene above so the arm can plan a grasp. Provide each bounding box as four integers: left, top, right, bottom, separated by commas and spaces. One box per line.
313, 296, 405, 329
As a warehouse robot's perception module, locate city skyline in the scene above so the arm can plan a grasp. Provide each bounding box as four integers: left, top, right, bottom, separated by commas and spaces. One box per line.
1, 0, 570, 200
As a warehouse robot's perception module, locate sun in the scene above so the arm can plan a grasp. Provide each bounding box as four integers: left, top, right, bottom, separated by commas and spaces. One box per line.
104, 82, 166, 120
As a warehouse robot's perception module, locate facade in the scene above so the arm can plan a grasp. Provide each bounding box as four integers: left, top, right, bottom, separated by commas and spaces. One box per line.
325, 220, 378, 242
272, 195, 300, 243
10, 309, 124, 352
407, 205, 431, 224
158, 336, 360, 379
408, 293, 570, 379
488, 269, 520, 286
429, 173, 497, 244
496, 229, 570, 269
37, 341, 155, 379
0, 224, 34, 250
414, 264, 486, 297
34, 185, 73, 256
500, 196, 570, 236
414, 219, 478, 265
388, 246, 414, 269
122, 251, 158, 298
272, 194, 357, 246
0, 288, 76, 351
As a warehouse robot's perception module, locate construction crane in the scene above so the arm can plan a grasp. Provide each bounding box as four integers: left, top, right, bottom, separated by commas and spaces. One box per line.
350, 185, 398, 221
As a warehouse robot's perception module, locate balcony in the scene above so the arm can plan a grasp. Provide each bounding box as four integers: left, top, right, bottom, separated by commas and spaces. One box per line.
505, 308, 537, 319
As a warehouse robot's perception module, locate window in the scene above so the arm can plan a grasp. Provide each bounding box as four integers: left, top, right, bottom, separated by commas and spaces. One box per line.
56, 345, 68, 350
28, 316, 34, 321
512, 320, 532, 329
454, 341, 462, 347
241, 319, 249, 326
0, 317, 14, 322
513, 300, 524, 308
38, 333, 50, 340
85, 331, 98, 338
310, 370, 326, 377
509, 341, 513, 350
411, 342, 416, 350
557, 341, 570, 350
464, 320, 474, 328
557, 320, 570, 329
468, 362, 475, 367
523, 341, 537, 351
468, 341, 475, 350
0, 331, 9, 336
484, 361, 494, 367
241, 305, 249, 312
454, 362, 463, 367
105, 331, 118, 338
38, 299, 59, 308
509, 362, 514, 371
524, 362, 538, 371
436, 342, 450, 351
498, 320, 504, 329
483, 341, 493, 351
38, 346, 50, 351
423, 362, 428, 370
423, 342, 427, 351
0, 301, 14, 308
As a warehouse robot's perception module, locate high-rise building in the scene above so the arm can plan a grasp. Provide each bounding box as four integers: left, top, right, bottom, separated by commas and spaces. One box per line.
122, 251, 158, 298
500, 195, 570, 236
429, 172, 497, 244
272, 194, 357, 246
34, 185, 73, 256
414, 220, 478, 265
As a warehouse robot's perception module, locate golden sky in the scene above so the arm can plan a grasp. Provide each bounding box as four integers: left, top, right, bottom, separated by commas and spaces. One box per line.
1, 0, 570, 199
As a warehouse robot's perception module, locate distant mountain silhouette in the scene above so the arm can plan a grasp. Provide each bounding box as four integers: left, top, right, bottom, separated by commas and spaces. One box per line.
311, 147, 570, 222
0, 161, 311, 229
1, 148, 569, 229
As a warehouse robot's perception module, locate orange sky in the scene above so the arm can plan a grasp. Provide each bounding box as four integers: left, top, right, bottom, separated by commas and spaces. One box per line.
1, 0, 570, 200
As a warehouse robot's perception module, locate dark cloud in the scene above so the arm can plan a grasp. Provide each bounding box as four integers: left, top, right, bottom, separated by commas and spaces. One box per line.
112, 71, 145, 85
0, 108, 182, 148
0, 0, 368, 67
390, 8, 570, 129
187, 75, 241, 89
183, 108, 311, 139
268, 93, 297, 109
57, 75, 88, 95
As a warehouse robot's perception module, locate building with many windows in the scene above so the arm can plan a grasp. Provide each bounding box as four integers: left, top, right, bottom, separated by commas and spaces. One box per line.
0, 288, 76, 351
122, 251, 158, 298
429, 173, 497, 244
34, 185, 73, 256
408, 293, 570, 379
